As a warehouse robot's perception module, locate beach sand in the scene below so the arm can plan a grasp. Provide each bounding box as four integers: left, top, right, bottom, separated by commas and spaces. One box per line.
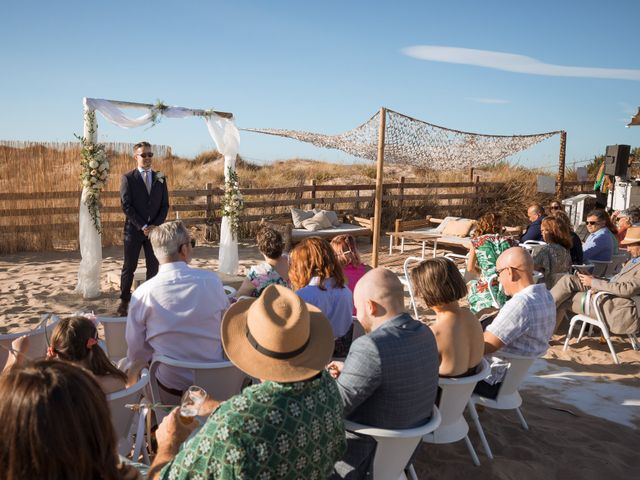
1, 240, 638, 477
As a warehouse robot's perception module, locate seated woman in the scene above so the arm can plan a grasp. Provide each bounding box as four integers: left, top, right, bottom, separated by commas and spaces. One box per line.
533, 217, 572, 288
551, 209, 583, 264
467, 213, 517, 316
411, 257, 484, 378
0, 360, 140, 480
290, 237, 353, 357
47, 316, 134, 394
330, 234, 370, 314
236, 226, 290, 298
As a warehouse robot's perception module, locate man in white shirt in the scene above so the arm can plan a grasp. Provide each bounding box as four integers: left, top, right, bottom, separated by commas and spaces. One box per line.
476, 247, 555, 398
125, 220, 229, 400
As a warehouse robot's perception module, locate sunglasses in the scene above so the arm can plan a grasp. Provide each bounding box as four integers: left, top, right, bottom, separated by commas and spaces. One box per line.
181, 238, 196, 249
137, 153, 154, 158
585, 221, 601, 226
550, 205, 561, 210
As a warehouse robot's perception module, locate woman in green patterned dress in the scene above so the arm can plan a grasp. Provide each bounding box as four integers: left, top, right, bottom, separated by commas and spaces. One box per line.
467, 213, 517, 315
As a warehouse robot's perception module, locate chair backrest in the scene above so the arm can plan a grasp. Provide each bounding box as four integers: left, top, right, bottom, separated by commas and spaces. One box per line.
589, 260, 612, 278
344, 406, 441, 480
606, 253, 630, 277
437, 359, 490, 430
403, 256, 424, 293
521, 240, 547, 246
97, 316, 128, 362
495, 353, 536, 400
149, 355, 247, 405
0, 315, 60, 367
223, 285, 237, 299
106, 369, 149, 443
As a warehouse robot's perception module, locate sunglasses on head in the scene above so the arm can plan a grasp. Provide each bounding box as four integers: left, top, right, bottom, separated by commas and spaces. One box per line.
138, 153, 154, 158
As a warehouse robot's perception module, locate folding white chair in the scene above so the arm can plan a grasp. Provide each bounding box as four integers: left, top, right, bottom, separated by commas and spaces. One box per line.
223, 285, 237, 299
149, 355, 248, 417
444, 252, 469, 278
467, 353, 537, 459
563, 291, 640, 364
106, 369, 150, 463
96, 316, 128, 363
401, 256, 423, 320
422, 359, 490, 466
0, 314, 60, 367
345, 406, 441, 480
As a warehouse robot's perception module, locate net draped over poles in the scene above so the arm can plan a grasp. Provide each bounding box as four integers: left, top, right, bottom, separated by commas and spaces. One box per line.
244, 109, 561, 169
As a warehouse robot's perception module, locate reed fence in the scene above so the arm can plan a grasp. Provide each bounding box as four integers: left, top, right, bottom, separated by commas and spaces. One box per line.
0, 176, 594, 253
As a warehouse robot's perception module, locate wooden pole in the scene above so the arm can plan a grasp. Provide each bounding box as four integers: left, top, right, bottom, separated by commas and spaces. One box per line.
371, 107, 386, 268
556, 131, 567, 199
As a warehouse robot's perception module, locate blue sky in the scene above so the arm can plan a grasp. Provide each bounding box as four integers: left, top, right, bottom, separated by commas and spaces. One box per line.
1, 0, 639, 170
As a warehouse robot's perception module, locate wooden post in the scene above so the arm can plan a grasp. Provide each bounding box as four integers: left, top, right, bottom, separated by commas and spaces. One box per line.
354, 187, 361, 216
371, 107, 386, 268
398, 176, 405, 214
468, 167, 474, 182
310, 180, 317, 210
205, 182, 214, 241
556, 131, 567, 199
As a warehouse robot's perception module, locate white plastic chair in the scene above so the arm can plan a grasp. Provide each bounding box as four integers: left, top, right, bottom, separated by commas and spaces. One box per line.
345, 406, 441, 480
401, 256, 423, 320
149, 355, 247, 414
563, 291, 640, 364
422, 359, 490, 466
223, 285, 237, 299
467, 352, 537, 459
444, 252, 469, 278
97, 316, 128, 362
0, 314, 60, 367
106, 369, 150, 463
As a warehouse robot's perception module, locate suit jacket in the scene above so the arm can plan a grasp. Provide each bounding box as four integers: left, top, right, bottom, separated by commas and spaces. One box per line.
120, 169, 169, 234
332, 313, 439, 479
592, 259, 640, 334
520, 216, 545, 242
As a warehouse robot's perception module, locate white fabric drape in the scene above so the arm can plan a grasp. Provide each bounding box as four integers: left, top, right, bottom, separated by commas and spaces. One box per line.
75, 187, 102, 298
76, 98, 240, 298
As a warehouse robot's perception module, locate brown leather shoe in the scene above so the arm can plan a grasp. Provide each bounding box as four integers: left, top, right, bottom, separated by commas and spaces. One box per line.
116, 301, 129, 317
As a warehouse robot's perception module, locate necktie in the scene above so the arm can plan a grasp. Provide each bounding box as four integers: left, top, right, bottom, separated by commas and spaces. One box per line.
144, 170, 151, 193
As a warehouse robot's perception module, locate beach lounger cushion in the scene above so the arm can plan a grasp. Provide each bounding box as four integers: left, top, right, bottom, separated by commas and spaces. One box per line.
290, 208, 315, 228
441, 218, 475, 237
301, 211, 335, 231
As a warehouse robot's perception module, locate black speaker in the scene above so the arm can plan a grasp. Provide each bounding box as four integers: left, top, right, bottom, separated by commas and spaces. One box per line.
603, 144, 630, 177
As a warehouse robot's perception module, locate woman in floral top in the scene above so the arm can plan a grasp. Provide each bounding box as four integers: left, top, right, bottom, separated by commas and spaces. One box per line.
467, 213, 517, 315
236, 226, 290, 298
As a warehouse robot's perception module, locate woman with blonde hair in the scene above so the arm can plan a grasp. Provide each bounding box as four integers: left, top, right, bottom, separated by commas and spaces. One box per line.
467, 213, 517, 315
533, 217, 572, 288
330, 234, 370, 314
290, 237, 353, 356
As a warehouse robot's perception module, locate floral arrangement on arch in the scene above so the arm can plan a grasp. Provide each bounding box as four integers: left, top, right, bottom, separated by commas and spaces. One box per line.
221, 167, 244, 239
76, 110, 110, 234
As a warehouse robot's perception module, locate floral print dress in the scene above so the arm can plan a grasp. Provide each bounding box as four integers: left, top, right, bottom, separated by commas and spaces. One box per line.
467, 234, 517, 314
246, 262, 290, 297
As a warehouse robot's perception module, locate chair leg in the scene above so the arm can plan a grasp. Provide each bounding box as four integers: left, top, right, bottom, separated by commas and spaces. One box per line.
467, 400, 493, 459
515, 407, 529, 431
406, 464, 418, 480
464, 435, 481, 466
601, 329, 620, 364
577, 320, 587, 343
628, 333, 639, 351
563, 319, 577, 351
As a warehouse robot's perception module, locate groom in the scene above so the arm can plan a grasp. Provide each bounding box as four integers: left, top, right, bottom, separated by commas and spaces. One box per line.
117, 141, 170, 316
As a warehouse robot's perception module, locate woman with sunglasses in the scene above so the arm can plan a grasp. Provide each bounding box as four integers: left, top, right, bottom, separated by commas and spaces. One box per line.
583, 209, 617, 264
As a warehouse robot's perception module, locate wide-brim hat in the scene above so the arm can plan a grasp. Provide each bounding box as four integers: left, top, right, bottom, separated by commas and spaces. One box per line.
221, 284, 334, 382
620, 226, 640, 245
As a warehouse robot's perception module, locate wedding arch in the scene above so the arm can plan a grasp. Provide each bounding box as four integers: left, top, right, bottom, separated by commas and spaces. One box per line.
75, 97, 240, 299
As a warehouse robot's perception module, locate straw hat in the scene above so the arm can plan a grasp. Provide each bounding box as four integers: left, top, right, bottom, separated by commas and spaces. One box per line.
221, 284, 334, 382
620, 226, 640, 245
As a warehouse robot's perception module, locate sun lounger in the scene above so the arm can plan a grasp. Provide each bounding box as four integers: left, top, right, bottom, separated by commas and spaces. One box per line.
388, 216, 474, 258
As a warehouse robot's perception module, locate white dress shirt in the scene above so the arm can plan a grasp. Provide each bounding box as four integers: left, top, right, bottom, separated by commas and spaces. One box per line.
126, 261, 230, 390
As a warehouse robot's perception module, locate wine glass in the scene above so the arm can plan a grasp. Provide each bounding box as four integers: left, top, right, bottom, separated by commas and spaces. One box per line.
179, 385, 207, 424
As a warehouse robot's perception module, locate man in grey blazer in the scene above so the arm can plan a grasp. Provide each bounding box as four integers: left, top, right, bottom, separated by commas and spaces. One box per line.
328, 268, 439, 479
552, 226, 640, 335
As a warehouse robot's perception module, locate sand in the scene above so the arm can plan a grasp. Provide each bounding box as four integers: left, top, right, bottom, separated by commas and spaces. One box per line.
1, 240, 639, 478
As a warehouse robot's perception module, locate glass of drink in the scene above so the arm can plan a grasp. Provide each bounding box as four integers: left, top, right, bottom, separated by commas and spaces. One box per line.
179, 385, 207, 424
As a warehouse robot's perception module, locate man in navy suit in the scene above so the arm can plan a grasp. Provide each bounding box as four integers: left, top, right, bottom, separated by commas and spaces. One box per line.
520, 204, 546, 242
117, 141, 170, 316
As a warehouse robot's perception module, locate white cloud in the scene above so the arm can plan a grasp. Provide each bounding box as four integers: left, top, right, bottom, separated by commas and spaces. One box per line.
401, 45, 640, 81
467, 97, 510, 104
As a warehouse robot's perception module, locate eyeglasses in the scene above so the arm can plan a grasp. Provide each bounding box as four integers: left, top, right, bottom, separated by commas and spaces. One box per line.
496, 265, 524, 276
137, 153, 154, 158
181, 238, 196, 250
585, 221, 601, 226
550, 205, 561, 210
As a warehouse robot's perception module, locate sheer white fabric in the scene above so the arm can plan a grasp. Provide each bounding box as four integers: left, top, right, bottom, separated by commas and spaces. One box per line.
75, 187, 102, 298
76, 98, 241, 298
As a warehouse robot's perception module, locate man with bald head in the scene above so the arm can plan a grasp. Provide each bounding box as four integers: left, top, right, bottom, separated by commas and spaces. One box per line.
328, 267, 439, 479
475, 247, 555, 398
520, 203, 546, 242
